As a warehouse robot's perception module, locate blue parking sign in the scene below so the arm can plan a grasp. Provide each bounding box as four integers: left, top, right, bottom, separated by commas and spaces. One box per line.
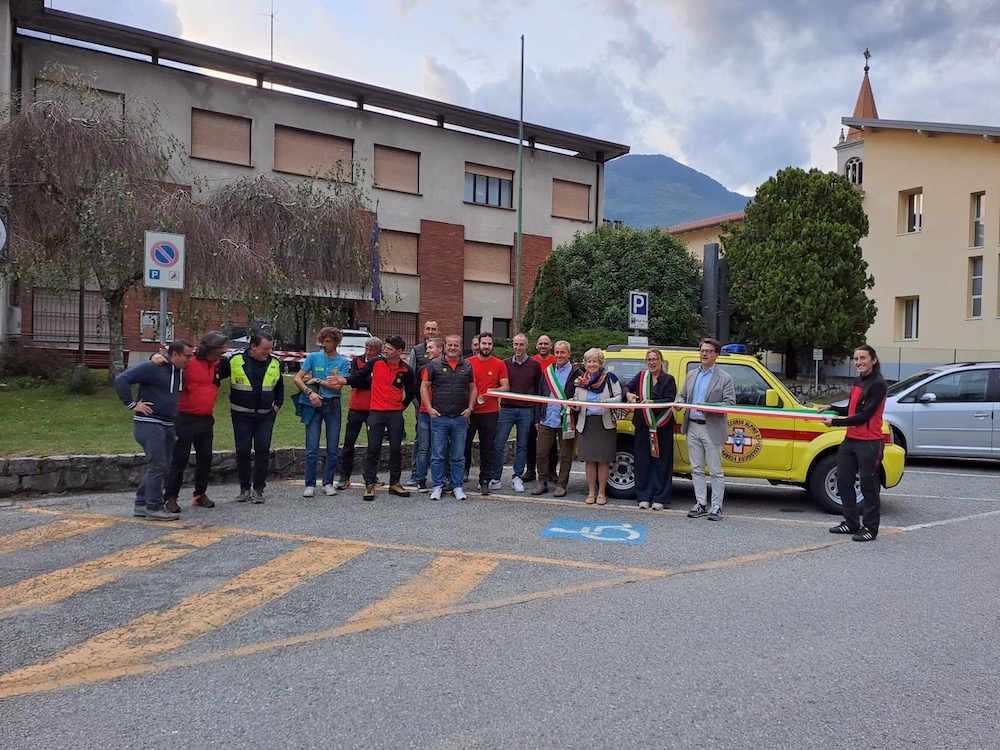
541, 517, 647, 545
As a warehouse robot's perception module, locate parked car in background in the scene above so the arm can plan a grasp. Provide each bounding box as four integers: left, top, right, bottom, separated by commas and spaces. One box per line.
833, 362, 1000, 459
603, 346, 906, 513
338, 329, 371, 359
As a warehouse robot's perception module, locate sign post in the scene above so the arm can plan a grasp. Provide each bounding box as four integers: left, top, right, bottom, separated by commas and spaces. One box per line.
628, 290, 649, 334
812, 348, 823, 390
144, 232, 185, 344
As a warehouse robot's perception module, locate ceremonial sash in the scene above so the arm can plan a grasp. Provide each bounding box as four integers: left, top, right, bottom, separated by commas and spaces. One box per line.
543, 363, 576, 438
640, 370, 672, 458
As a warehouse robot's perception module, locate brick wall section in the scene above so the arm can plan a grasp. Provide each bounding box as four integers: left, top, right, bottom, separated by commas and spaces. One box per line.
419, 219, 466, 336
515, 233, 553, 326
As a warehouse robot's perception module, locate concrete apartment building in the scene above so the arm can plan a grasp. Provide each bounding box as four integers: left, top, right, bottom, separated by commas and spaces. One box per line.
836, 60, 1000, 378
0, 0, 628, 358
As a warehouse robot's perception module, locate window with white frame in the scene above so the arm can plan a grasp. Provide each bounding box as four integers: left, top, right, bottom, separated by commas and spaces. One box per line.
971, 193, 985, 248
969, 256, 983, 318
897, 296, 920, 340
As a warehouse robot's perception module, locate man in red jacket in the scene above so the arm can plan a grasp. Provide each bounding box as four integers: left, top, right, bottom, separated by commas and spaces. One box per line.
162, 331, 228, 511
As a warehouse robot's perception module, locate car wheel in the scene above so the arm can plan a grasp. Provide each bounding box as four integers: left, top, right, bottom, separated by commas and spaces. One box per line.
606, 437, 637, 499
807, 453, 861, 514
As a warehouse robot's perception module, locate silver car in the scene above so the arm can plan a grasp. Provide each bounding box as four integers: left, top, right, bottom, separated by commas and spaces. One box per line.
835, 363, 999, 459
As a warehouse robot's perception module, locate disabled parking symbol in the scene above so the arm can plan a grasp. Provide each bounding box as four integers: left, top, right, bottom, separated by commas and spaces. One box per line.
541, 517, 647, 545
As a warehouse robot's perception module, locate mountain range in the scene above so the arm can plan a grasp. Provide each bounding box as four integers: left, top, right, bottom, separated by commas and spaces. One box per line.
603, 153, 751, 230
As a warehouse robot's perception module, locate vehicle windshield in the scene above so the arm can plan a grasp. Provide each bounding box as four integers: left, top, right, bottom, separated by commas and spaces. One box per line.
887, 369, 942, 397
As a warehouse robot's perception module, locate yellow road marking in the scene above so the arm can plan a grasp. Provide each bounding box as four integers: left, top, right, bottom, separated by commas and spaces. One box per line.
350, 554, 498, 622
0, 516, 118, 557
0, 528, 233, 617
0, 541, 366, 699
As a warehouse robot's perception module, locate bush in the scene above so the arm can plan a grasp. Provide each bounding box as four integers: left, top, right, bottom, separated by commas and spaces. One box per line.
66, 365, 98, 395
0, 341, 69, 381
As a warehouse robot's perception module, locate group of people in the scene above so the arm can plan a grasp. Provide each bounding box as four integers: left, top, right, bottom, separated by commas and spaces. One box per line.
115, 321, 889, 542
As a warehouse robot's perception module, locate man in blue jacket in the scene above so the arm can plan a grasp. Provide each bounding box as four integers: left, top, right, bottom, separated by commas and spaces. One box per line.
115, 340, 195, 520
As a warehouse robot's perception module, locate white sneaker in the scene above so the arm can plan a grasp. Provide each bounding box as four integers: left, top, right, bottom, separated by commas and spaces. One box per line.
488, 479, 502, 490
430, 486, 443, 501
303, 486, 315, 497
453, 486, 467, 500
637, 500, 650, 509
651, 502, 664, 511
323, 484, 337, 496
512, 476, 525, 493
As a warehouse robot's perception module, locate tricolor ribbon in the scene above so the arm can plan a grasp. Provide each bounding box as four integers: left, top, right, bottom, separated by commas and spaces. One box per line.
640, 370, 672, 458
543, 363, 576, 438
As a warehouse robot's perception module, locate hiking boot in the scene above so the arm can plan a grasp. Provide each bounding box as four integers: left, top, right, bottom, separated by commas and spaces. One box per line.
363, 484, 376, 501
164, 497, 181, 514
687, 503, 708, 518
303, 486, 316, 498
192, 493, 215, 508
323, 484, 337, 496
252, 489, 265, 504
146, 507, 180, 521
236, 489, 252, 503
388, 484, 411, 497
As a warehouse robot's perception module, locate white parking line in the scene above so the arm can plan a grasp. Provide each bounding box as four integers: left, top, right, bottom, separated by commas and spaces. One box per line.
898, 508, 1000, 532
904, 468, 1000, 478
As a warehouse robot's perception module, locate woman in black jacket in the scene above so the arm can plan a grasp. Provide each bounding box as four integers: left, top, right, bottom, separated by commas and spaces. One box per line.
624, 349, 677, 510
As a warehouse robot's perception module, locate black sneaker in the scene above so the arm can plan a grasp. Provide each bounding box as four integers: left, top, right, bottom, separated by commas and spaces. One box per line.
707, 507, 722, 521
829, 521, 857, 534
687, 503, 708, 518
251, 489, 265, 504
479, 481, 490, 496
852, 528, 877, 542
415, 481, 430, 493
164, 497, 181, 514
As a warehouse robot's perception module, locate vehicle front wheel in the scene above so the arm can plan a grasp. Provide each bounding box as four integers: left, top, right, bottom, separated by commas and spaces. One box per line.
807, 453, 860, 514
606, 438, 637, 499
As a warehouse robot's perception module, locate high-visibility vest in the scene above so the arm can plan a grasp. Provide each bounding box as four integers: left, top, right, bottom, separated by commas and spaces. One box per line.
229, 353, 281, 414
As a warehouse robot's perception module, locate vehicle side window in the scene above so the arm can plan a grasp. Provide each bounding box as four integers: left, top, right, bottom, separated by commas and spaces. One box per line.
919, 371, 990, 403
685, 362, 772, 406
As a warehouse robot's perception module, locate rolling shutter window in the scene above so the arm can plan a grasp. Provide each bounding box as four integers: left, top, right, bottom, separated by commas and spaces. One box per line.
465, 162, 513, 181
191, 109, 251, 166
274, 125, 352, 180
375, 145, 419, 193
465, 241, 511, 284
380, 231, 419, 275
552, 179, 591, 221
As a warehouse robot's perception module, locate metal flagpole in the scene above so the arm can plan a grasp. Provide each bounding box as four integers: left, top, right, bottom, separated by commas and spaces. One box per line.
514, 35, 524, 334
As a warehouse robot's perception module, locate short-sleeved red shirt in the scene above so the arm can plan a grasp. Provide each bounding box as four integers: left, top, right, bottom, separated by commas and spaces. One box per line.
469, 356, 508, 414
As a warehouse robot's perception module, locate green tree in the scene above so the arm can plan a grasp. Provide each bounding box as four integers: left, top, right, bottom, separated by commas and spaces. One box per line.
721, 167, 875, 378
524, 225, 702, 345
521, 254, 572, 332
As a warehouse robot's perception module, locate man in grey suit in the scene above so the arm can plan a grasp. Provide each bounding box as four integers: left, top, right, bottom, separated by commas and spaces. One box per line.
679, 338, 736, 521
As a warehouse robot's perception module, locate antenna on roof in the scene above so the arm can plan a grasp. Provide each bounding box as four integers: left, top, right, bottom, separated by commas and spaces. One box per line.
260, 0, 277, 89
863, 48, 871, 74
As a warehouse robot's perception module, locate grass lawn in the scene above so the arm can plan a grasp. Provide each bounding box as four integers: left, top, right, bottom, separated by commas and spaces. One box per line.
0, 376, 417, 457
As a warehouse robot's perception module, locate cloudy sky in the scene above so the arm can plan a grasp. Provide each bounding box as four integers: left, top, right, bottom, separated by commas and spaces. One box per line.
47, 0, 1000, 195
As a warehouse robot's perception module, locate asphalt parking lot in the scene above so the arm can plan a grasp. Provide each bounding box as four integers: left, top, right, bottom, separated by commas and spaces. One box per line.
1, 458, 998, 750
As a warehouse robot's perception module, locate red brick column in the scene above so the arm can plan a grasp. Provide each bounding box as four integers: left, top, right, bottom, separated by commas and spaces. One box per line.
419, 219, 466, 336
514, 233, 553, 328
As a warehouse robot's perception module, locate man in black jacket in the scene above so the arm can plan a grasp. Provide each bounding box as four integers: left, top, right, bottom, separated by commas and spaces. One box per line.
216, 332, 284, 504
422, 334, 476, 501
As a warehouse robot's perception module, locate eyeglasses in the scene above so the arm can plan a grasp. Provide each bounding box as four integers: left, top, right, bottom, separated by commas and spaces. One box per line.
699, 349, 717, 354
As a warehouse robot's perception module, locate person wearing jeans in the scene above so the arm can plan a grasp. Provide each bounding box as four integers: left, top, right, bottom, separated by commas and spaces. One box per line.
422, 334, 476, 501
491, 333, 541, 492
115, 339, 195, 521
411, 337, 444, 491
295, 327, 350, 497
337, 337, 383, 490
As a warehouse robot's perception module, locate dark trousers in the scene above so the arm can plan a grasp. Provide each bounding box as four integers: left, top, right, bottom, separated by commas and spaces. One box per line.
339, 408, 369, 481
164, 413, 215, 499
526, 423, 559, 480
364, 410, 405, 486
535, 425, 575, 489
465, 411, 498, 484
836, 438, 883, 534
232, 411, 276, 492
133, 421, 175, 512
633, 424, 674, 505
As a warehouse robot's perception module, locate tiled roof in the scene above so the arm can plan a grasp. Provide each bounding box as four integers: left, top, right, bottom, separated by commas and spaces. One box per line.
846, 71, 879, 143
664, 211, 745, 235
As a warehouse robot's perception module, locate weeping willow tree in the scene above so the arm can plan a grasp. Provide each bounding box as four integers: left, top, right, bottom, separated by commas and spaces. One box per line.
1, 69, 377, 379
0, 68, 186, 380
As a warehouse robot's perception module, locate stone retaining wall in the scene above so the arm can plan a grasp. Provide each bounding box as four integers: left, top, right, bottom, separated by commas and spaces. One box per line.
0, 443, 517, 496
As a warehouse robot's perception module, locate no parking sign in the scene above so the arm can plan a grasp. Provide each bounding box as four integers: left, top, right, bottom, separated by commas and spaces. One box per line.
144, 231, 185, 290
